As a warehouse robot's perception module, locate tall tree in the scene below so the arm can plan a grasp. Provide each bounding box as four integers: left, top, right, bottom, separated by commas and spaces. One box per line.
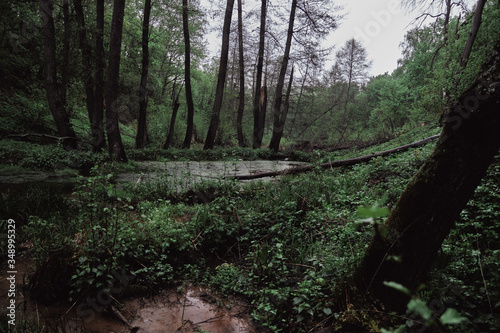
74, 0, 97, 151
163, 81, 183, 149
181, 0, 195, 149
252, 0, 267, 149
334, 38, 371, 145
236, 0, 246, 147
353, 36, 500, 311
39, 0, 78, 150
204, 0, 236, 149
135, 0, 152, 149
459, 0, 487, 68
105, 0, 127, 161
269, 0, 297, 152
93, 0, 106, 152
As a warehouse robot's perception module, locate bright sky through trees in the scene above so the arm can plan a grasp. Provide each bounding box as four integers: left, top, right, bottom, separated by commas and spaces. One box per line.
201, 0, 476, 76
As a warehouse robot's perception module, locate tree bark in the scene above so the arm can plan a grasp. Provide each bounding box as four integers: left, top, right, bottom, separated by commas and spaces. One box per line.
163, 83, 182, 149
460, 0, 487, 68
74, 0, 97, 150
236, 0, 246, 147
135, 0, 151, 149
61, 0, 69, 104
93, 0, 106, 152
204, 0, 236, 149
105, 0, 127, 162
181, 0, 195, 149
353, 37, 500, 311
270, 66, 294, 152
252, 0, 267, 149
269, 0, 297, 152
39, 0, 78, 151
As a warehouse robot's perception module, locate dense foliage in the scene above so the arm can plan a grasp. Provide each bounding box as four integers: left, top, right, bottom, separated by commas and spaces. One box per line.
1, 1, 500, 332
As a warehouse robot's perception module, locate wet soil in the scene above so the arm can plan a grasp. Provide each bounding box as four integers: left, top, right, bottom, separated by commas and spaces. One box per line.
0, 259, 257, 332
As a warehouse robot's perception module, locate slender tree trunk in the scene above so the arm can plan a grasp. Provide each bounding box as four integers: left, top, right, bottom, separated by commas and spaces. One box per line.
270, 66, 294, 152
269, 0, 297, 152
74, 0, 97, 150
460, 0, 487, 68
105, 0, 127, 162
353, 37, 500, 312
135, 0, 151, 149
236, 0, 246, 147
61, 0, 69, 104
204, 0, 236, 149
93, 0, 106, 152
164, 83, 182, 149
39, 0, 78, 151
252, 0, 267, 149
181, 0, 195, 148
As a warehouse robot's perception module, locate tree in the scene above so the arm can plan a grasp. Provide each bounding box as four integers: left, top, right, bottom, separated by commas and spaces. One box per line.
163, 81, 183, 149
459, 0, 487, 68
93, 0, 106, 152
269, 0, 297, 153
334, 38, 371, 145
105, 0, 127, 162
74, 0, 98, 151
236, 0, 246, 147
181, 0, 196, 149
39, 0, 78, 151
352, 36, 500, 312
135, 0, 152, 149
252, 0, 267, 149
204, 0, 236, 149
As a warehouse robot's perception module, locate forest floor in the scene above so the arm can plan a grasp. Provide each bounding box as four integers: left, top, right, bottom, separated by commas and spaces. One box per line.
1, 124, 499, 332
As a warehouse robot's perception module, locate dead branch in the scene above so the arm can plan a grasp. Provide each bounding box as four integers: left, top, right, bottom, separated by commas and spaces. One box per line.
231, 135, 440, 180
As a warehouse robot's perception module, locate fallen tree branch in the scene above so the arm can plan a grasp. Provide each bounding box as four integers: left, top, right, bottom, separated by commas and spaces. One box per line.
231, 135, 440, 180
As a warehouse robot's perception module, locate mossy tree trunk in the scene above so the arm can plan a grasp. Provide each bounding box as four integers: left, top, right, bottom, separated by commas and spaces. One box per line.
353, 38, 500, 311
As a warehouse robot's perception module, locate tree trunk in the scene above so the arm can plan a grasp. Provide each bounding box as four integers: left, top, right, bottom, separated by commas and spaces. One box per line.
163, 83, 182, 149
269, 0, 297, 152
460, 0, 487, 68
252, 0, 267, 149
181, 0, 195, 149
353, 38, 500, 311
135, 0, 151, 149
61, 0, 69, 104
105, 0, 127, 162
236, 0, 246, 147
39, 0, 78, 151
93, 0, 106, 152
270, 66, 294, 152
204, 0, 235, 149
74, 0, 97, 151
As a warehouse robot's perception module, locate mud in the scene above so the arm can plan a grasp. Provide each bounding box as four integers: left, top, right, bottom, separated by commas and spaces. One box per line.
0, 259, 256, 332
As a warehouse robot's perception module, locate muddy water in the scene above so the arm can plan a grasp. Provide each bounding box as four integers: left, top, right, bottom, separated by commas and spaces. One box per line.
0, 259, 256, 332
0, 160, 306, 192
116, 160, 306, 189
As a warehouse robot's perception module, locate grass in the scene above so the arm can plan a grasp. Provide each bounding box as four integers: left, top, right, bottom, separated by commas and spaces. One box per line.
1, 125, 499, 332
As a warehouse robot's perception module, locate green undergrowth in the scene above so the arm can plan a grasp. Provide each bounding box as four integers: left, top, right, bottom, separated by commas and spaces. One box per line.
2, 126, 499, 332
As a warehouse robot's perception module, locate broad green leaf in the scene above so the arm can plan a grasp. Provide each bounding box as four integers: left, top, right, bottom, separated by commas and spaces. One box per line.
407, 299, 432, 320
440, 308, 466, 325
383, 281, 411, 296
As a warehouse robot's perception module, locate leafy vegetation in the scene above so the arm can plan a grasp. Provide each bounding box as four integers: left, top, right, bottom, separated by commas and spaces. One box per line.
2, 125, 499, 332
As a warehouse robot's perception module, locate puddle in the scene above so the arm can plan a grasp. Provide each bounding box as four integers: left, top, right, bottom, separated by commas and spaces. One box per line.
116, 160, 306, 190
0, 259, 256, 332
0, 160, 306, 192
129, 287, 255, 333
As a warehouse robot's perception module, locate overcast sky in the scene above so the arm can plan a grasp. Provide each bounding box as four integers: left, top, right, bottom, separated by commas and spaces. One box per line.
328, 0, 419, 76
202, 0, 476, 77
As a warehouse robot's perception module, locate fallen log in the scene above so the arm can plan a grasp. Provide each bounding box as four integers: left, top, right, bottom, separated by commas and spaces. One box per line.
231, 134, 440, 180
